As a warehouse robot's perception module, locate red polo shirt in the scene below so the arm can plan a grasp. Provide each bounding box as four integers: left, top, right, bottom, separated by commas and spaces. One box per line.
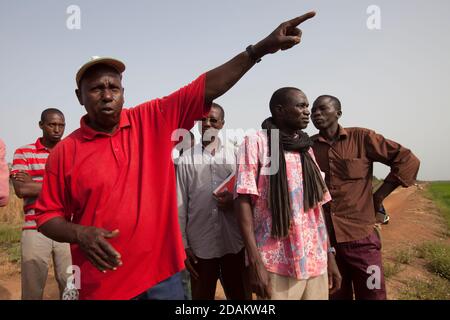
35, 74, 210, 300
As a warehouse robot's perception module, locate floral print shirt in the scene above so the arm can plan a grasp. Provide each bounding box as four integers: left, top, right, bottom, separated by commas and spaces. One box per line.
235, 131, 331, 279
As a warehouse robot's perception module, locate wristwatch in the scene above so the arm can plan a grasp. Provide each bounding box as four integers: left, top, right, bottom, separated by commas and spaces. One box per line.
327, 247, 336, 255
246, 45, 262, 63
376, 204, 390, 225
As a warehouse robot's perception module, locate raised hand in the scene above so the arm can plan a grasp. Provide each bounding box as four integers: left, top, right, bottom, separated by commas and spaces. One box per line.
254, 11, 316, 57
204, 11, 316, 104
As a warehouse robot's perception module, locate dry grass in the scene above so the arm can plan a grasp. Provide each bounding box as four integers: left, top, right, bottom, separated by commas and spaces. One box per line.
0, 222, 22, 269
400, 276, 450, 300
0, 255, 20, 276
0, 185, 23, 275
384, 261, 404, 278
0, 224, 21, 244
416, 241, 450, 280
394, 248, 415, 265
0, 185, 23, 225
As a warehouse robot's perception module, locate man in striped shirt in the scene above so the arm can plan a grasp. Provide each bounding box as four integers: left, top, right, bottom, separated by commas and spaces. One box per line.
11, 108, 72, 300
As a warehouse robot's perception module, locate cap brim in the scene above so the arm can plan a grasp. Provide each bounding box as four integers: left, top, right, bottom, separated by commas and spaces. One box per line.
76, 57, 126, 87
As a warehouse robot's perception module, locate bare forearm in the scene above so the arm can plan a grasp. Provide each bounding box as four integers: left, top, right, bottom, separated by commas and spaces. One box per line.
205, 51, 255, 104
235, 195, 262, 265
204, 12, 316, 105
319, 206, 332, 249
40, 217, 122, 271
0, 195, 8, 207
39, 217, 81, 244
179, 211, 189, 248
373, 180, 399, 203
13, 181, 42, 198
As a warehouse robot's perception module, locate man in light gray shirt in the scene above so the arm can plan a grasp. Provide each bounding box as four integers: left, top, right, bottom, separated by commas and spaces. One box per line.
176, 103, 250, 300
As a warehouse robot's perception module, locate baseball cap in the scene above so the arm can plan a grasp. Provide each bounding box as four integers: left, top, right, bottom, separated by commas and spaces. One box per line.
76, 56, 126, 87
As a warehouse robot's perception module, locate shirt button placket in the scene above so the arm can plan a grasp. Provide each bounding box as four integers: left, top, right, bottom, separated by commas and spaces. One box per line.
111, 137, 122, 162
213, 207, 219, 232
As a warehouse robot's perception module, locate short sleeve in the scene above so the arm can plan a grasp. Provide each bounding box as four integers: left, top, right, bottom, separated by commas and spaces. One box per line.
159, 73, 211, 132
235, 135, 261, 197
11, 148, 30, 174
308, 148, 332, 205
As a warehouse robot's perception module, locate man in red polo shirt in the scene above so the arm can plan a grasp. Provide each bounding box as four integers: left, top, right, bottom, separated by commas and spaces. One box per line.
34, 12, 316, 300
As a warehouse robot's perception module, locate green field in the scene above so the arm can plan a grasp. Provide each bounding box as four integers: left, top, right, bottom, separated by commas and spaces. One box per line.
427, 181, 450, 233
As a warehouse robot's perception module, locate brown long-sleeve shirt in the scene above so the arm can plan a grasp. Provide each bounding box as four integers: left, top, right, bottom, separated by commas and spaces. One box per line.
311, 126, 420, 244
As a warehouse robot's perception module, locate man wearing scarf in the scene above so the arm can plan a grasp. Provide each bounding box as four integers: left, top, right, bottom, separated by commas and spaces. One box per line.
235, 87, 341, 300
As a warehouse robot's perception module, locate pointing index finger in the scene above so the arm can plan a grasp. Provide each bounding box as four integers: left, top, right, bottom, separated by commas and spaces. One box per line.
285, 11, 316, 27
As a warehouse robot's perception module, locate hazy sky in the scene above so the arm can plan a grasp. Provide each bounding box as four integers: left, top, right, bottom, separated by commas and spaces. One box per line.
0, 0, 449, 180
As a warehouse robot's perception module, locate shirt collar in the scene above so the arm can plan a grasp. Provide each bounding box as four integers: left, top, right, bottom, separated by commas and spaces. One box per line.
35, 138, 47, 150
195, 137, 224, 156
80, 110, 131, 141
314, 125, 348, 143
336, 125, 348, 139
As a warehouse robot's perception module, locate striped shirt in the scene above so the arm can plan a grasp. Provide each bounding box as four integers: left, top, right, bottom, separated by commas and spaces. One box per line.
12, 138, 50, 230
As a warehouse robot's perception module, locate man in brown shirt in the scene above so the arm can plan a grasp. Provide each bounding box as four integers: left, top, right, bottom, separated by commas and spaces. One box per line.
311, 95, 420, 300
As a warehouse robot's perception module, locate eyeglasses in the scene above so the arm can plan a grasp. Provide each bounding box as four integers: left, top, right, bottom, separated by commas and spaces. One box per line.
201, 117, 221, 124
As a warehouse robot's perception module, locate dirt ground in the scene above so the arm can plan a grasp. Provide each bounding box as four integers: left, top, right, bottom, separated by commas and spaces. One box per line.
0, 183, 446, 300
215, 183, 449, 300
380, 183, 448, 299
0, 263, 60, 300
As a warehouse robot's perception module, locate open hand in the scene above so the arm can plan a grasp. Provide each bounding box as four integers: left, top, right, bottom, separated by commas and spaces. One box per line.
184, 247, 199, 280
249, 261, 272, 299
214, 190, 234, 211
75, 226, 122, 272
327, 252, 342, 295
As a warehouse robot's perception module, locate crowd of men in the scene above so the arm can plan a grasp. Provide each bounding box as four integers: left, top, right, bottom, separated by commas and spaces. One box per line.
0, 11, 420, 300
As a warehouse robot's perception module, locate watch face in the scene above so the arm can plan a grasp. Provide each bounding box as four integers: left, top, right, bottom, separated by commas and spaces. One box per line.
62, 288, 79, 300
376, 211, 390, 224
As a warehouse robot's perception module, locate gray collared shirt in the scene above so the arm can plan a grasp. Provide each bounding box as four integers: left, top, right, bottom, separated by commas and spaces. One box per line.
176, 139, 244, 259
